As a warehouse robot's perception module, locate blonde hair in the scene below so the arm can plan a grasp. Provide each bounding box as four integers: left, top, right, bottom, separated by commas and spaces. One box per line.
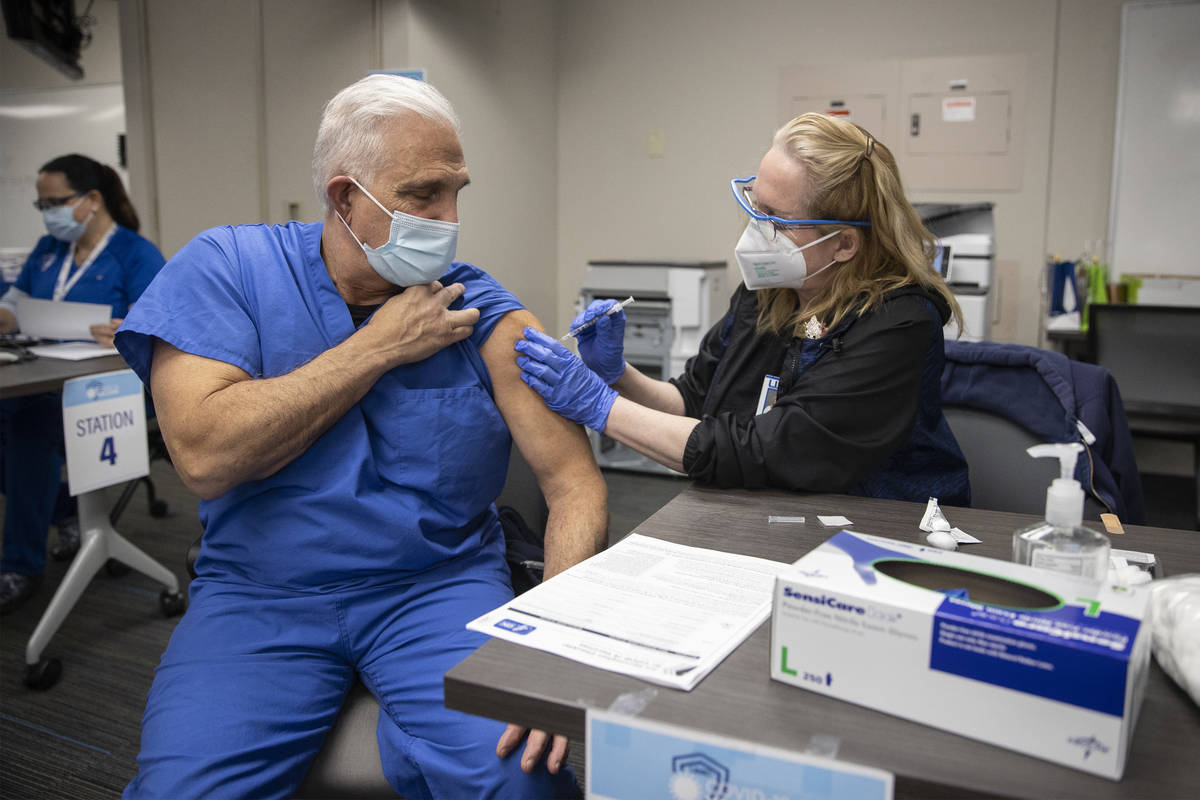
755, 113, 962, 336
312, 74, 461, 213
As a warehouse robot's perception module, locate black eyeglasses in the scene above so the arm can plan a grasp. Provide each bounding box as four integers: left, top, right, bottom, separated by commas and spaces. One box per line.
33, 193, 83, 212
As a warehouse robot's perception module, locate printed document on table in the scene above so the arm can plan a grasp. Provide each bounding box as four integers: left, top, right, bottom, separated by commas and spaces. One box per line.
466, 533, 791, 691
16, 296, 111, 341
27, 342, 119, 360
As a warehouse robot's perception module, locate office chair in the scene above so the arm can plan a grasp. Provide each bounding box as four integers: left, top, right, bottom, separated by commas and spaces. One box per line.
183, 448, 553, 798
941, 339, 1143, 522
1089, 304, 1200, 528
943, 406, 1060, 517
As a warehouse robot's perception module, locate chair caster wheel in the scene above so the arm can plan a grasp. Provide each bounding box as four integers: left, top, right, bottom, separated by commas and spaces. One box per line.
149, 500, 168, 518
106, 559, 132, 577
160, 589, 186, 617
25, 658, 62, 690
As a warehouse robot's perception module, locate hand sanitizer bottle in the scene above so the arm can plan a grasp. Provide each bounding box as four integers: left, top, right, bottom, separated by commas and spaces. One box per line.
1012, 443, 1110, 581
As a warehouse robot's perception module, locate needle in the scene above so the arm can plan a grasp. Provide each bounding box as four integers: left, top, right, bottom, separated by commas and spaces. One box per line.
560, 296, 635, 341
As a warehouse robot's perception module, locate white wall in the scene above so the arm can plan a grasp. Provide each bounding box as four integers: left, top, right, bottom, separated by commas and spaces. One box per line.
556, 0, 1125, 345
1046, 0, 1123, 264
115, 0, 561, 325
402, 0, 560, 324
96, 0, 1125, 339
1108, 0, 1200, 281
262, 0, 378, 228
118, 0, 379, 253
137, 0, 266, 249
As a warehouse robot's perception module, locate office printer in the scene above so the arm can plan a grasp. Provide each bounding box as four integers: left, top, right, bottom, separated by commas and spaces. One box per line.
914, 203, 995, 342
579, 260, 727, 474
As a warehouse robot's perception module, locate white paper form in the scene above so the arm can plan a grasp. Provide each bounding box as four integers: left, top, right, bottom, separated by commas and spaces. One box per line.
16, 296, 111, 341
27, 342, 119, 360
466, 533, 792, 690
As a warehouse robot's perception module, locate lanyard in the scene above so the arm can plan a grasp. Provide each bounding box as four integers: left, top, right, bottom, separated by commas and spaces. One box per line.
52, 224, 118, 301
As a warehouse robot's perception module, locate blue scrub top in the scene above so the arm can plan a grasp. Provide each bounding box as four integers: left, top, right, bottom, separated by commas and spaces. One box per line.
16, 228, 165, 318
116, 222, 523, 591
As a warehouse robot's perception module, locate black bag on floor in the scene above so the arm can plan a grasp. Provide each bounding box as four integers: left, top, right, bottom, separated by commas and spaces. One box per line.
497, 505, 545, 596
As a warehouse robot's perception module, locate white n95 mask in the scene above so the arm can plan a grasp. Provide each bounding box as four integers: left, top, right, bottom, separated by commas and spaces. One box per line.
337, 176, 458, 287
733, 223, 840, 290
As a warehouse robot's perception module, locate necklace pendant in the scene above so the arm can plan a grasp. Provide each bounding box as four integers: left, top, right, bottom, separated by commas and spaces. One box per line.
803, 316, 825, 339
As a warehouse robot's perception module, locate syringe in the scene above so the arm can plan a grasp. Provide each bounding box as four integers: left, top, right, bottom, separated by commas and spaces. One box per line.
560, 296, 635, 341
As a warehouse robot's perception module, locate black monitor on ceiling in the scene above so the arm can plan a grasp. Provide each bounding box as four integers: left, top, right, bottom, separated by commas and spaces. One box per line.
2, 0, 85, 80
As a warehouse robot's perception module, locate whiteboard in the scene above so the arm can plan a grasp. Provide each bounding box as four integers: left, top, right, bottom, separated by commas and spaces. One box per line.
0, 83, 127, 252
1109, 1, 1200, 281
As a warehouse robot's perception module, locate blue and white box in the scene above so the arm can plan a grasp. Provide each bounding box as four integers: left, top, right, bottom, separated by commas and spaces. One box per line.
770, 531, 1151, 779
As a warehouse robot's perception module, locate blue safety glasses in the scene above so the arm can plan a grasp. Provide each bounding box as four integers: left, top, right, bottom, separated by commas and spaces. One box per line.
731, 177, 871, 235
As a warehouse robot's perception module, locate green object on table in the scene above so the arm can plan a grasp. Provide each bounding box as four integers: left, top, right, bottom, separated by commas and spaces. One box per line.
1080, 260, 1109, 331
1088, 261, 1109, 305
1121, 274, 1142, 304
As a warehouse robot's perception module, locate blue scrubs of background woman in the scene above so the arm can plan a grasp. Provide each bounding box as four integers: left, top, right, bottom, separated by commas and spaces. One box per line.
0, 154, 165, 614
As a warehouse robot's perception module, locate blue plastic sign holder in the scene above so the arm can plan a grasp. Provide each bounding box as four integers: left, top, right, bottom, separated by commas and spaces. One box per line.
587, 709, 892, 800
62, 369, 148, 496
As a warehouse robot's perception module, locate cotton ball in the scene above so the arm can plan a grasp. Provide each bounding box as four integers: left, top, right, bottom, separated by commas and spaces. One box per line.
925, 530, 958, 550
1116, 565, 1152, 586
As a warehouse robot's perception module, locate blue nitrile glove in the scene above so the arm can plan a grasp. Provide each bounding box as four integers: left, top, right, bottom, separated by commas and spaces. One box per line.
515, 327, 618, 432
571, 299, 627, 385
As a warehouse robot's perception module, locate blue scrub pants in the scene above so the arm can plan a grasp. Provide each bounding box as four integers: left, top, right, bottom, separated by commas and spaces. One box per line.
0, 394, 69, 576
123, 553, 578, 799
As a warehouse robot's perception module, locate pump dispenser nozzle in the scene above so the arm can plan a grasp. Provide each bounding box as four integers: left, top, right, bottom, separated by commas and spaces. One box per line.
1027, 443, 1083, 481
1015, 442, 1109, 580
1026, 443, 1085, 528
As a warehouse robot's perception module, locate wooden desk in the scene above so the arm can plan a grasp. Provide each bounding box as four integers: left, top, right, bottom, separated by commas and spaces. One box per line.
445, 488, 1200, 799
0, 353, 127, 398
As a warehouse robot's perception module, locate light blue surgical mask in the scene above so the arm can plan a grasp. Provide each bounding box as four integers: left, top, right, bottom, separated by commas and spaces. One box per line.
43, 201, 90, 243
336, 176, 458, 287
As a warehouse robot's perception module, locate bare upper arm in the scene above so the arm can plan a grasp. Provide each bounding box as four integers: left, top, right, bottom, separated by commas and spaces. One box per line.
149, 337, 252, 451
479, 310, 603, 503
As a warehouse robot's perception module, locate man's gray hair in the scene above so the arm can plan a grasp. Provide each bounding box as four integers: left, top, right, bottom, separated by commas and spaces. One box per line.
312, 74, 461, 212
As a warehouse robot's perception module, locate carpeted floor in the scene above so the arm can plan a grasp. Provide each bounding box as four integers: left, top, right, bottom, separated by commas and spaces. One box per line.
0, 456, 685, 799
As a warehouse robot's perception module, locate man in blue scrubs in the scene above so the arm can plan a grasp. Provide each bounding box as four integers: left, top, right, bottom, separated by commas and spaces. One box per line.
115, 74, 606, 799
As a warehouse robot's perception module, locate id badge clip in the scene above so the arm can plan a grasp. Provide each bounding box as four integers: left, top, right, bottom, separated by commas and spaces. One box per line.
756, 374, 779, 415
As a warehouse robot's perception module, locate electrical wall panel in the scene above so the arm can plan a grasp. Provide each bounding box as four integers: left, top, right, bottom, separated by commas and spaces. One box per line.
907, 91, 1012, 155
779, 54, 1027, 193
899, 55, 1027, 191
779, 60, 900, 144
785, 93, 888, 143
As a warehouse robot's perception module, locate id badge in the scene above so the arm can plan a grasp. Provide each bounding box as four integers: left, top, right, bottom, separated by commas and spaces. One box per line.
756, 374, 779, 415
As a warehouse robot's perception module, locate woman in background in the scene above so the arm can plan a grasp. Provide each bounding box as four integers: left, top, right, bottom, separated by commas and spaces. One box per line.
516, 113, 970, 505
0, 154, 165, 614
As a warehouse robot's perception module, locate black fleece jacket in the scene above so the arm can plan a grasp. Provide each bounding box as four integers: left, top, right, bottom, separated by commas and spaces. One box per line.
673, 283, 970, 504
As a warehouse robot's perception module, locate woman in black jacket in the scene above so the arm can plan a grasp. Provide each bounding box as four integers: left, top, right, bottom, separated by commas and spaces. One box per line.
515, 113, 969, 505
